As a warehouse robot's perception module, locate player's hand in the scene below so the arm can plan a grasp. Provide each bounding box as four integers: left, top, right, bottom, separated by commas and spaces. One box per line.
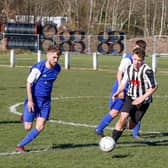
27, 101, 35, 112
112, 91, 119, 100
132, 97, 143, 105
118, 91, 124, 99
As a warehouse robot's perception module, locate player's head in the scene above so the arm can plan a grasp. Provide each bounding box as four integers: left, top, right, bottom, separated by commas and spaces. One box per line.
135, 40, 147, 50
47, 45, 62, 55
46, 45, 62, 68
132, 47, 145, 70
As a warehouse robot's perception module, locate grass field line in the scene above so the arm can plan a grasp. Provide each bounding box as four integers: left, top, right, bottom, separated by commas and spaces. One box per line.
8, 101, 112, 130
0, 64, 168, 74
0, 146, 51, 156
9, 95, 167, 131
3, 95, 167, 156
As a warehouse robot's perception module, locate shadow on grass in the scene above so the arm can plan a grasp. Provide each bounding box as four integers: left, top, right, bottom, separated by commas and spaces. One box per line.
112, 154, 130, 158
0, 86, 26, 90
9, 132, 168, 155
0, 120, 21, 124
118, 132, 168, 147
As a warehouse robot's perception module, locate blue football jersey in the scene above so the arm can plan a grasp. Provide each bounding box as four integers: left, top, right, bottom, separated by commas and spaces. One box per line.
30, 60, 61, 97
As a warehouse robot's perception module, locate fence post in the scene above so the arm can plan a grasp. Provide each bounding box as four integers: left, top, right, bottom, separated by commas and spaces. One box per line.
10, 49, 16, 67
93, 52, 98, 70
152, 53, 157, 73
64, 51, 70, 69
37, 50, 42, 62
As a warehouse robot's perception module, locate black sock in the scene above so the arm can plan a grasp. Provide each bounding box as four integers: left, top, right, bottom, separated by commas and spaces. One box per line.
112, 129, 123, 142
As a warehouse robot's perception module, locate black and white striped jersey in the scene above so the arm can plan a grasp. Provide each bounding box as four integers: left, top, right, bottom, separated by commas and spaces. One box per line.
122, 63, 157, 101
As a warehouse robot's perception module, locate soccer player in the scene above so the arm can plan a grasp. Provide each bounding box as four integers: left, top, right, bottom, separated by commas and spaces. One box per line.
16, 45, 62, 152
112, 47, 158, 143
95, 40, 147, 138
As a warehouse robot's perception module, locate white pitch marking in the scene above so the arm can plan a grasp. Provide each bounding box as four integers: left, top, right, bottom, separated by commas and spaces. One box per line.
0, 147, 51, 156
9, 102, 23, 116
5, 95, 167, 156
8, 99, 113, 130
8, 95, 166, 132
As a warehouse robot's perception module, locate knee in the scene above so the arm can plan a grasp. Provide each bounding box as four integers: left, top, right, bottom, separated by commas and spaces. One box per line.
127, 120, 136, 129
24, 125, 32, 131
109, 109, 119, 118
36, 124, 45, 132
115, 115, 128, 130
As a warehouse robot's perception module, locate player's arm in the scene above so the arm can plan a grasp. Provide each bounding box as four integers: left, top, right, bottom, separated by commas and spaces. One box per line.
117, 58, 130, 99
113, 72, 128, 100
132, 69, 158, 105
26, 68, 41, 112
117, 58, 131, 83
117, 69, 125, 99
132, 85, 158, 105
26, 81, 34, 112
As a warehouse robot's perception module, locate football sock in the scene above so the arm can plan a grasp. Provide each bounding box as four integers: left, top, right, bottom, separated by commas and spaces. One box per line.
96, 113, 112, 133
17, 128, 40, 147
112, 129, 123, 142
132, 121, 141, 137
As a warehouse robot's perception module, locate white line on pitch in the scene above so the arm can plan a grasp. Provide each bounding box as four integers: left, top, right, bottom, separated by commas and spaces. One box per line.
2, 96, 166, 156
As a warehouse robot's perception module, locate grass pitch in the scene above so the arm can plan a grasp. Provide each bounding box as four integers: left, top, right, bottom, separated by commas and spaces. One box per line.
0, 52, 168, 168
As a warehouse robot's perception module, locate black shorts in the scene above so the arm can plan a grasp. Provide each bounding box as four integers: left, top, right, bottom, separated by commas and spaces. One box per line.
120, 96, 150, 124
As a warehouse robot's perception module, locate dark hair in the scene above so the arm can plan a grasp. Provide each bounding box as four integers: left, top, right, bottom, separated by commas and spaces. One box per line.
132, 47, 145, 59
47, 45, 62, 55
135, 40, 147, 50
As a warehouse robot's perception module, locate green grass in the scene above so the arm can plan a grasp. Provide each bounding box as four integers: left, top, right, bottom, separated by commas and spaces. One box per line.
0, 52, 168, 168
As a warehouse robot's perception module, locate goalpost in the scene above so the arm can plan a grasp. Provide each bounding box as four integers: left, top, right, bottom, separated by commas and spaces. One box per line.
152, 35, 168, 73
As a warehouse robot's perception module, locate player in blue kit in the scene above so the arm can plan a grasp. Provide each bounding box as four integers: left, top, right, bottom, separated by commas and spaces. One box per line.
95, 40, 146, 139
16, 45, 62, 152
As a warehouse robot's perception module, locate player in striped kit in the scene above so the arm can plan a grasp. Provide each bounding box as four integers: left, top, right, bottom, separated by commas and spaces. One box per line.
16, 45, 62, 152
95, 40, 147, 139
112, 47, 158, 143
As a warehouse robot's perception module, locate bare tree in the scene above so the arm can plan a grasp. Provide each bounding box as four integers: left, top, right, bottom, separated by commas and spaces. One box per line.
1, 0, 168, 36
159, 0, 166, 36
127, 0, 136, 32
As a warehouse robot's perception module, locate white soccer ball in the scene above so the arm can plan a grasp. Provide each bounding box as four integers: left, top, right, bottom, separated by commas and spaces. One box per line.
99, 136, 116, 152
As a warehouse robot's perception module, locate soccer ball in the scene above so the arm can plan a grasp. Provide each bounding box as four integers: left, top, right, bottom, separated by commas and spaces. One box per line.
99, 136, 116, 152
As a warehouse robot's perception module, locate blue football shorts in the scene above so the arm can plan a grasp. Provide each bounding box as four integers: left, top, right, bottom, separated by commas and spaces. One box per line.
109, 97, 125, 111
23, 96, 51, 122
109, 80, 125, 110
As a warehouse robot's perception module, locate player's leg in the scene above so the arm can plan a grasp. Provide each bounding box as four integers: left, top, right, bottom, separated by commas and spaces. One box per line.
95, 109, 118, 136
22, 99, 34, 130
16, 98, 50, 152
129, 103, 150, 139
112, 96, 132, 142
17, 117, 46, 148
16, 100, 37, 151
95, 80, 124, 136
112, 112, 129, 142
95, 97, 124, 136
132, 121, 141, 138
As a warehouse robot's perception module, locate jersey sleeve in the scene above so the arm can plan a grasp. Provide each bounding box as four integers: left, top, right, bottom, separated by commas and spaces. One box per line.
118, 58, 132, 73
27, 68, 41, 83
145, 69, 157, 88
121, 69, 129, 86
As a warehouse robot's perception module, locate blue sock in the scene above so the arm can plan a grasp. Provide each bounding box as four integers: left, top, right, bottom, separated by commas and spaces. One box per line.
96, 113, 112, 134
18, 128, 40, 147
132, 121, 141, 137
